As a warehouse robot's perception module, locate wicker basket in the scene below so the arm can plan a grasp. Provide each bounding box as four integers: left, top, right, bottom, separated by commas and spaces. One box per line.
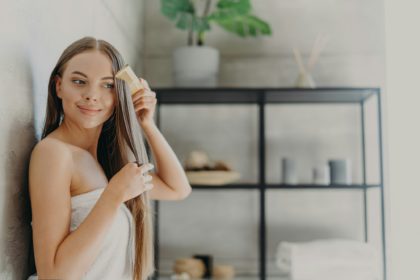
186, 171, 241, 185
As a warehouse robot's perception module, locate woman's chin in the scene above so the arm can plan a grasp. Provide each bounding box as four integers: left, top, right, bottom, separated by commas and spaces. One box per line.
78, 119, 106, 130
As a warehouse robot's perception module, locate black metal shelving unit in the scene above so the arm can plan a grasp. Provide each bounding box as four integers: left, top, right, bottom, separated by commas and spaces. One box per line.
151, 88, 386, 280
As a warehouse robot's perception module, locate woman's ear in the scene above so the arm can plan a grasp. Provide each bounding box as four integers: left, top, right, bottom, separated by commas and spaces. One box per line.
55, 75, 62, 99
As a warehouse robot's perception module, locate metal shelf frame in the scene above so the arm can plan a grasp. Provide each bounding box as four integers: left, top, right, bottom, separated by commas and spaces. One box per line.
151, 88, 386, 280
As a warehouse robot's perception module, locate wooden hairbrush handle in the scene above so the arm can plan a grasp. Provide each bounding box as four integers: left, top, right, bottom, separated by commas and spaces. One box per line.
115, 64, 144, 95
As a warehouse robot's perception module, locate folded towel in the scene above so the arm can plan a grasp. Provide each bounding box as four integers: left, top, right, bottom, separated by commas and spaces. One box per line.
276, 238, 381, 280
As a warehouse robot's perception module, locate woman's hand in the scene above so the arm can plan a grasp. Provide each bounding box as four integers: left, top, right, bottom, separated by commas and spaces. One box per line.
106, 162, 155, 203
132, 78, 157, 127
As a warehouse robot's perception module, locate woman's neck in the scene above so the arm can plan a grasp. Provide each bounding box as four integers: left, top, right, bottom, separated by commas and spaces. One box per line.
51, 119, 102, 160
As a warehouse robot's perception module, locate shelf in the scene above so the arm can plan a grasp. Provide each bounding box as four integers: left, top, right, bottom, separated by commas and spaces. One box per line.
157, 277, 286, 280
191, 183, 381, 190
266, 183, 381, 189
155, 87, 378, 104
157, 88, 261, 104
155, 87, 386, 280
191, 183, 260, 190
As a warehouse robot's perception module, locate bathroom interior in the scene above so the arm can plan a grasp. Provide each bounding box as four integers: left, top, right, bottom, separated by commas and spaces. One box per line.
0, 0, 417, 279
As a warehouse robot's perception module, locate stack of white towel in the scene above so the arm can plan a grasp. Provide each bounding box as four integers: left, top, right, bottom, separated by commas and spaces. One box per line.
276, 238, 381, 280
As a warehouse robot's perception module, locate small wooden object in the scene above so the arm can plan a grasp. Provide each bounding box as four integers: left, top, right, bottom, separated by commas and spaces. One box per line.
186, 170, 240, 185
115, 64, 144, 95
173, 258, 205, 279
212, 265, 235, 279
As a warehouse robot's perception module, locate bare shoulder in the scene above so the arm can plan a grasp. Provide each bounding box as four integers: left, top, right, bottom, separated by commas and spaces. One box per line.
29, 137, 75, 275
29, 137, 73, 196
31, 137, 72, 160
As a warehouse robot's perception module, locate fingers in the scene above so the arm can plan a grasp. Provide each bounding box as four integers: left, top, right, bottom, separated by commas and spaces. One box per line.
143, 173, 153, 191
141, 173, 154, 192
143, 174, 153, 183
133, 100, 157, 112
139, 163, 154, 174
144, 183, 154, 191
132, 91, 156, 103
131, 162, 154, 173
140, 78, 151, 90
133, 163, 154, 190
133, 100, 156, 115
131, 78, 155, 100
133, 96, 156, 105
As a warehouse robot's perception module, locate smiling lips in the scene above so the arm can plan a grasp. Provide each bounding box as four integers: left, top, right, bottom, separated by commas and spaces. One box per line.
78, 105, 101, 116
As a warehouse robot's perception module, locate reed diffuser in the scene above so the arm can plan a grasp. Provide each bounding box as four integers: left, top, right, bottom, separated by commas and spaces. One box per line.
293, 34, 329, 88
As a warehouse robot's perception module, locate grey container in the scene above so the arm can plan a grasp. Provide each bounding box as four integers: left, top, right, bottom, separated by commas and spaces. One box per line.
281, 158, 298, 184
328, 159, 352, 184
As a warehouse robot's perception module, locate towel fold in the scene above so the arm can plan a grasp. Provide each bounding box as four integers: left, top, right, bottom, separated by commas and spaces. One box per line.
276, 238, 381, 280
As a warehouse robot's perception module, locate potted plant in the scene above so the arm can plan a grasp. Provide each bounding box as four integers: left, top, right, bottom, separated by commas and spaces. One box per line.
160, 0, 272, 87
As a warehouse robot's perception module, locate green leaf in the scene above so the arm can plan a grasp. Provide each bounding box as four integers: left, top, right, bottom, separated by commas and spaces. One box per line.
160, 0, 212, 34
210, 13, 272, 37
245, 14, 272, 35
208, 0, 271, 37
248, 24, 257, 37
160, 0, 195, 22
192, 17, 211, 33
216, 0, 251, 15
175, 13, 193, 30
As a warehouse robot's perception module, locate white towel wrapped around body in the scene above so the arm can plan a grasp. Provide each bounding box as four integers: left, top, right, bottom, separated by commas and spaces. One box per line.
276, 238, 381, 280
28, 188, 135, 280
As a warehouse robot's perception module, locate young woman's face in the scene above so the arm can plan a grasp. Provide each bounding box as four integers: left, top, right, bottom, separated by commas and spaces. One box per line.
56, 50, 116, 129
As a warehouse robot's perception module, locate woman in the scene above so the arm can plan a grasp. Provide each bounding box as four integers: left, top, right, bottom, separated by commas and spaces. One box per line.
28, 37, 191, 280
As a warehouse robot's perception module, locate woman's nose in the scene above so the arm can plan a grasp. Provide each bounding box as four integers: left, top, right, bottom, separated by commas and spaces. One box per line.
84, 96, 97, 101
82, 88, 99, 101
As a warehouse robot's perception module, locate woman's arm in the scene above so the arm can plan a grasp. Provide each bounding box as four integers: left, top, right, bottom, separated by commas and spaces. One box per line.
141, 122, 192, 200
30, 139, 122, 279
132, 78, 191, 200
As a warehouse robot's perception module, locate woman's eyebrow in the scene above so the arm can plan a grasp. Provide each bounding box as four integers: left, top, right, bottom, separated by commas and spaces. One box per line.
71, 71, 88, 78
71, 71, 114, 80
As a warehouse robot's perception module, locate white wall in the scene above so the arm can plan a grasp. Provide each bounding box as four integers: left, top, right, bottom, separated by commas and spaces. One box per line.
143, 0, 385, 87
0, 0, 144, 278
143, 0, 387, 276
384, 0, 420, 279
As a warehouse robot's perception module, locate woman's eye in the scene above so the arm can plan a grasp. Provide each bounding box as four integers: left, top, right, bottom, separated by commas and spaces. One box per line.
72, 79, 85, 85
105, 83, 114, 89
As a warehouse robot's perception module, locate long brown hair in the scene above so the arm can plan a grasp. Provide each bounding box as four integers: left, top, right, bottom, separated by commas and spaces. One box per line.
41, 37, 154, 279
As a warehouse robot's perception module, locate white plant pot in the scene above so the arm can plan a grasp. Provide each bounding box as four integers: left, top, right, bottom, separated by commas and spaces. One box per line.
172, 46, 220, 87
